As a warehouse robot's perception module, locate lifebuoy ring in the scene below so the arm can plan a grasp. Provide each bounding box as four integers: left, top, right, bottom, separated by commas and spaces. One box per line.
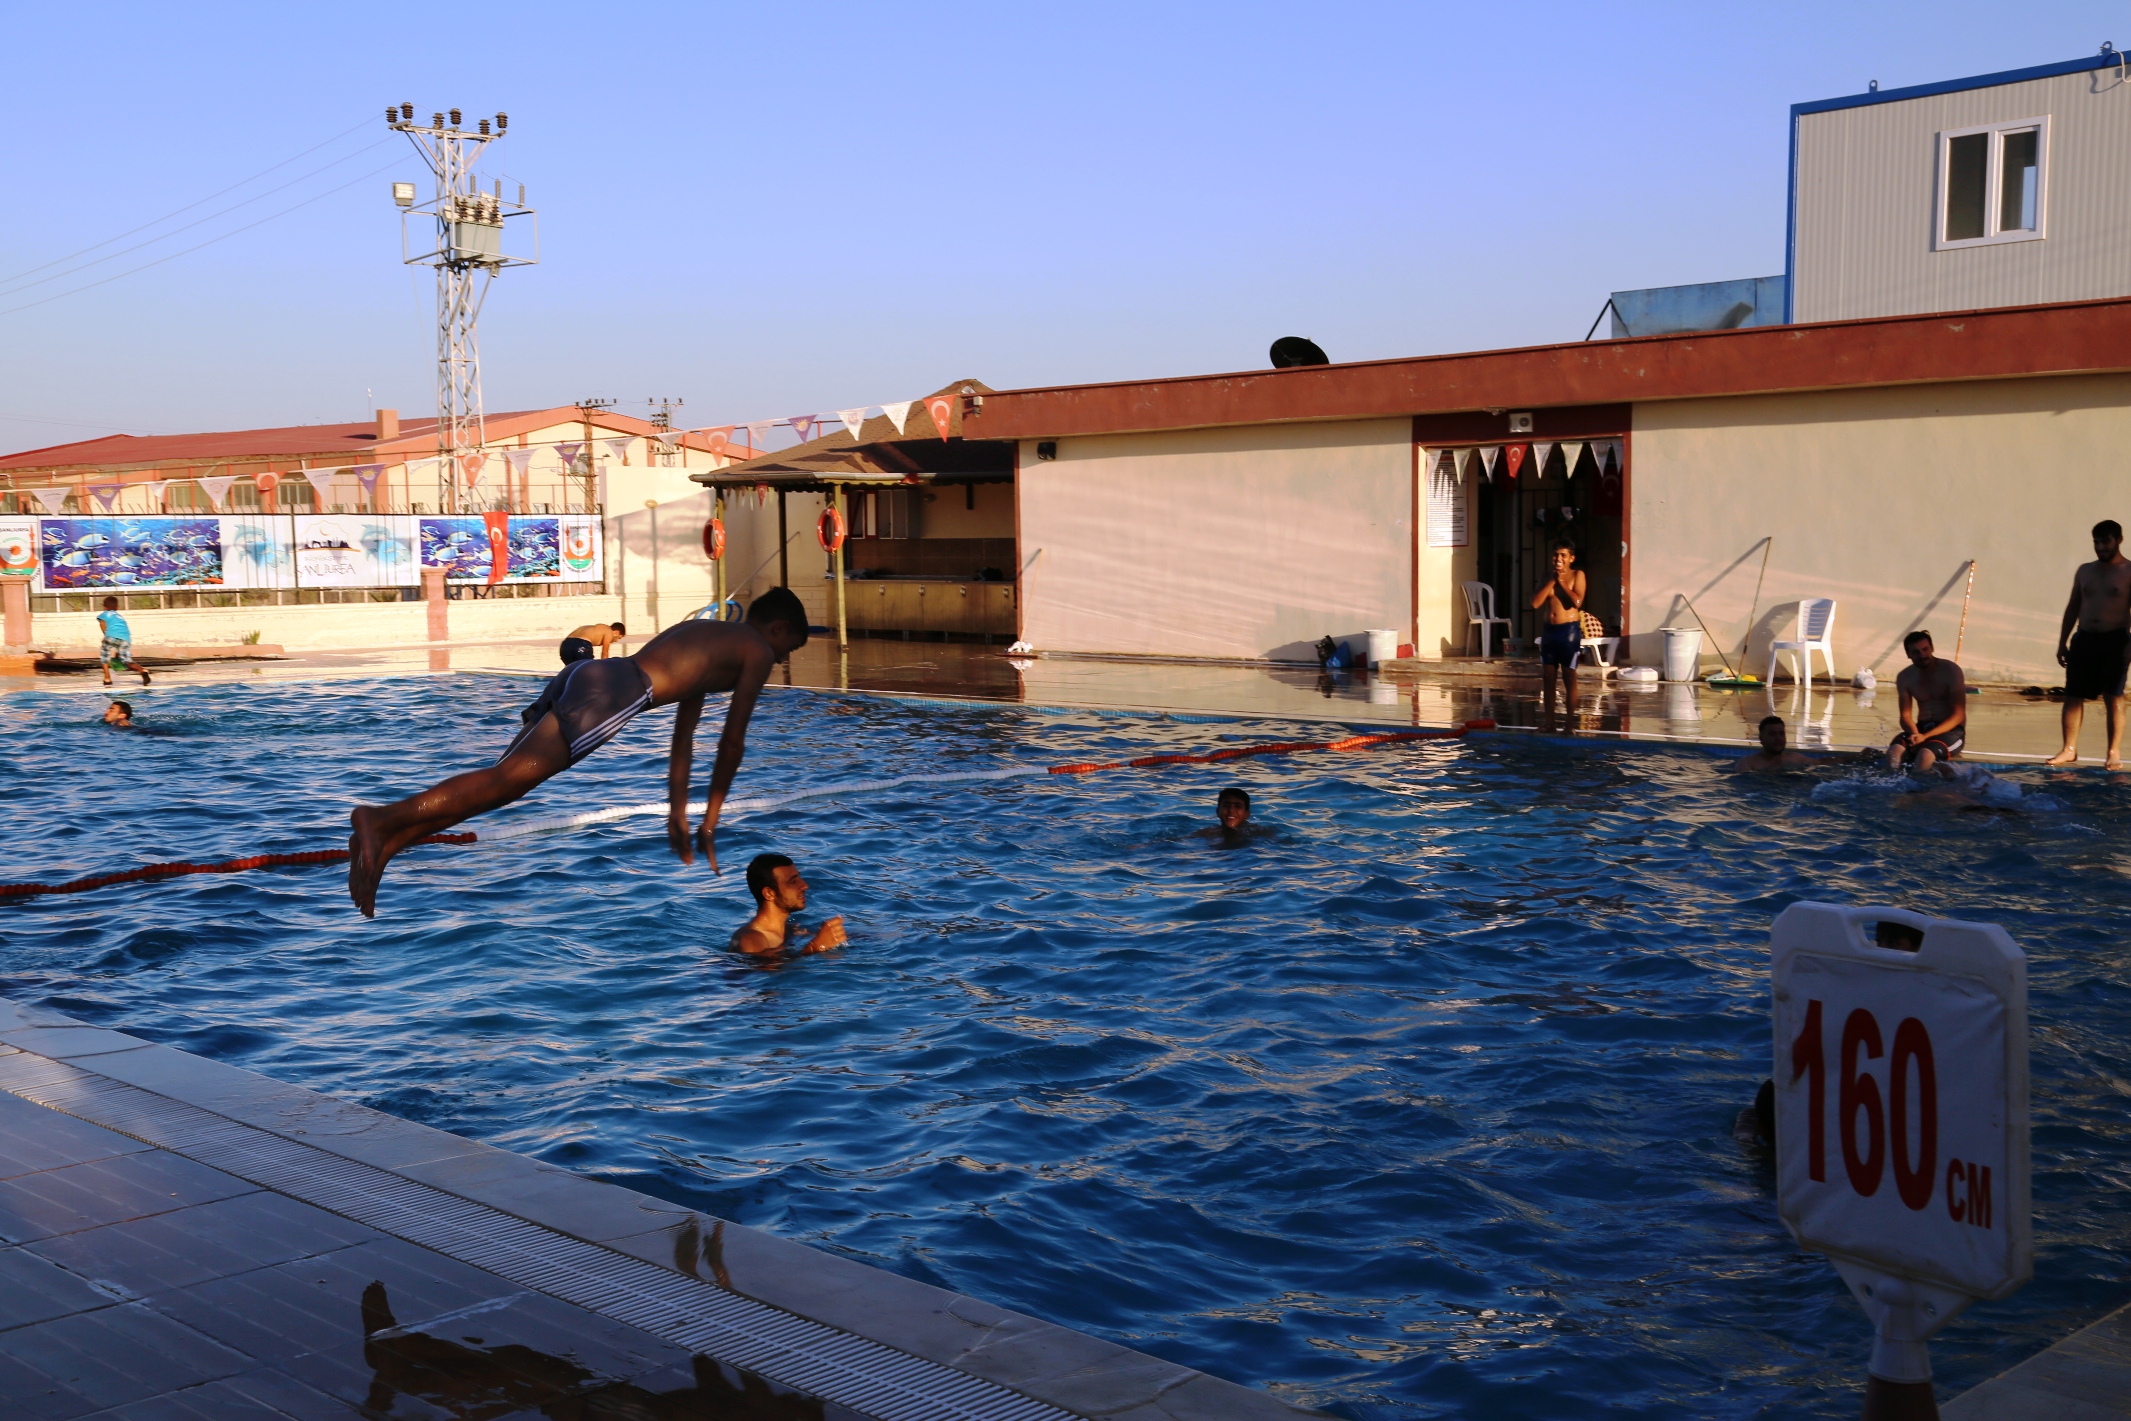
702, 518, 725, 560
817, 506, 847, 553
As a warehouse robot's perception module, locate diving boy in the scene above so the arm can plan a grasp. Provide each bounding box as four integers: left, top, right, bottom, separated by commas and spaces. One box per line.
348, 587, 810, 917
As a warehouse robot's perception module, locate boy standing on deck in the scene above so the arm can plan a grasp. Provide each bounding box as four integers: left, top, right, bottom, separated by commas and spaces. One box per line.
347, 588, 809, 917
2045, 519, 2131, 769
1530, 541, 1585, 719
96, 597, 150, 687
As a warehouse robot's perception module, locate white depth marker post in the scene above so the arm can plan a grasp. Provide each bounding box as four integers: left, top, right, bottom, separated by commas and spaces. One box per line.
1772, 903, 2031, 1421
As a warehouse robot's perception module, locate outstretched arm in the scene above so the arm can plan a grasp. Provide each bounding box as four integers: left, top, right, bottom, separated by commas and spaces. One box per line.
666, 693, 705, 861
693, 647, 774, 871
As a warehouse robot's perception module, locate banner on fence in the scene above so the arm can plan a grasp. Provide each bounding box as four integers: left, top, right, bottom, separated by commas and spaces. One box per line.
26, 515, 600, 591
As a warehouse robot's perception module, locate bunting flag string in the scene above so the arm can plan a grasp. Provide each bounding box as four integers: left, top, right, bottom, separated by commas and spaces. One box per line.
1561, 441, 1586, 479
502, 448, 534, 477
32, 486, 71, 514
198, 476, 236, 510
353, 465, 384, 492
745, 421, 773, 450
1530, 442, 1555, 481
704, 426, 733, 457
1504, 444, 1527, 480
144, 480, 170, 508
89, 484, 122, 511
925, 394, 954, 440
301, 468, 337, 503
1480, 445, 1501, 481
553, 441, 584, 473
785, 415, 818, 443
880, 401, 913, 434
601, 437, 633, 466
256, 471, 283, 497
837, 408, 867, 439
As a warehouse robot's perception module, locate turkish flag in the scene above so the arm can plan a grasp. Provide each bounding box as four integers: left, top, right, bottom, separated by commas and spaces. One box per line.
705, 426, 733, 457
483, 511, 511, 585
926, 394, 954, 440
1504, 444, 1527, 480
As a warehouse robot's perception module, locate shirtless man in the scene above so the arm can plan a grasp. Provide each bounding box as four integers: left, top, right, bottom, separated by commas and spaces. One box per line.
1529, 541, 1587, 717
1885, 630, 1967, 773
561, 621, 627, 664
1726, 714, 1817, 773
2045, 519, 2131, 768
348, 587, 809, 916
731, 853, 846, 956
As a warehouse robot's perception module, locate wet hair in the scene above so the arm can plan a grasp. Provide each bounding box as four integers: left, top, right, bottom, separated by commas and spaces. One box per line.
610, 622, 626, 633
1218, 787, 1250, 809
2096, 520, 2122, 541
108, 699, 132, 718
101, 595, 119, 609
1903, 629, 1933, 653
746, 853, 794, 907
1552, 539, 1577, 556
1758, 714, 1784, 732
746, 586, 809, 640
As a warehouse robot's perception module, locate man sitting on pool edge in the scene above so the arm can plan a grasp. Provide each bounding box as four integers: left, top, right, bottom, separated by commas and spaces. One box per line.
1885, 629, 1967, 774
1726, 715, 1818, 774
732, 853, 846, 956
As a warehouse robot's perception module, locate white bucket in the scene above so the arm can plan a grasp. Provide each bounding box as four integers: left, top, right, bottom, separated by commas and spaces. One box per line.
1661, 627, 1704, 682
1365, 629, 1399, 668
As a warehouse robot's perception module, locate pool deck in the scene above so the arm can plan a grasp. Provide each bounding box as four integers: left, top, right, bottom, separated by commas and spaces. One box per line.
0, 995, 1319, 1420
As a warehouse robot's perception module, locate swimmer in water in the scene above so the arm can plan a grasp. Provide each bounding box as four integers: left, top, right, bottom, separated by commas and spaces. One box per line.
347, 588, 810, 917
103, 699, 132, 728
1205, 786, 1265, 844
1726, 715, 1818, 774
731, 853, 846, 956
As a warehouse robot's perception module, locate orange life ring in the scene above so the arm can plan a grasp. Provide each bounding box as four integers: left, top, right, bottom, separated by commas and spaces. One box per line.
817, 506, 847, 553
702, 518, 725, 560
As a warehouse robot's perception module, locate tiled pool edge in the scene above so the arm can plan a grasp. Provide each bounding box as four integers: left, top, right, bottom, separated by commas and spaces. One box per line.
1940, 1301, 2131, 1420
0, 997, 1324, 1421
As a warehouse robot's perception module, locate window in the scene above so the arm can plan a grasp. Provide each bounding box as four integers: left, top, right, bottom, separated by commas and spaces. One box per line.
1937, 117, 2048, 249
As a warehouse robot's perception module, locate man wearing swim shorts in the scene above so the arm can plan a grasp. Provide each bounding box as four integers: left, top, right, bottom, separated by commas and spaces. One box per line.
348, 587, 810, 917
731, 853, 846, 956
1529, 540, 1586, 718
1885, 630, 1967, 773
96, 596, 150, 687
560, 621, 626, 664
2046, 519, 2131, 768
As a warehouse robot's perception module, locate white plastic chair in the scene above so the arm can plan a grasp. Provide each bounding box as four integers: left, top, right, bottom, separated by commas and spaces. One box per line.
1579, 611, 1621, 675
1767, 598, 1837, 689
1462, 581, 1512, 659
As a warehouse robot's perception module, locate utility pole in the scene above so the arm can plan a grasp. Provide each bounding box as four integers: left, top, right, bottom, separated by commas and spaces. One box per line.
576, 397, 615, 601
388, 103, 535, 514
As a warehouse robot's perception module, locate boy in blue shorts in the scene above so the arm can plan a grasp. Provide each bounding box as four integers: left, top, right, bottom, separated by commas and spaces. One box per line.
1529, 541, 1585, 717
96, 596, 151, 687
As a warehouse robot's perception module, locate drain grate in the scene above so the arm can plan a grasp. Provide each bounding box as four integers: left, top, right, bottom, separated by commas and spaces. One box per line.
0, 1051, 1079, 1421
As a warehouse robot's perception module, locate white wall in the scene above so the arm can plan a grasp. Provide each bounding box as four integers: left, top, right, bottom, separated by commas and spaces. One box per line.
1793, 66, 2131, 321
1627, 373, 2131, 684
1017, 420, 1413, 661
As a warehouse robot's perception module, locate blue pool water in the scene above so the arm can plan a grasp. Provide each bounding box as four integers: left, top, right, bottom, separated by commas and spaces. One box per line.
5, 676, 2130, 1418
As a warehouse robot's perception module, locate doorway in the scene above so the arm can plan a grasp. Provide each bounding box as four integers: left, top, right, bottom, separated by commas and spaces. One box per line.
1473, 443, 1624, 645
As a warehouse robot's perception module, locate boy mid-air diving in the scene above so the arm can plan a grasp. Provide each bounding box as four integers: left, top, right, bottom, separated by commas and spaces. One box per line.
348, 588, 810, 917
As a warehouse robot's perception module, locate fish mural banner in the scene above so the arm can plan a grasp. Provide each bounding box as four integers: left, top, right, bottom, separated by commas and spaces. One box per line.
293, 515, 419, 587
417, 515, 598, 584
36, 517, 229, 591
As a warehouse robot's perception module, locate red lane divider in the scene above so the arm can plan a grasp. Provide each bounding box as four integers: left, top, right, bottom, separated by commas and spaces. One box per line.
0, 834, 477, 902
0, 718, 1496, 901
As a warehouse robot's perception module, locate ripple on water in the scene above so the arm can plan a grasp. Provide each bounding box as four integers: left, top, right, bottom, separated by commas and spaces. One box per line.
4, 679, 2130, 1419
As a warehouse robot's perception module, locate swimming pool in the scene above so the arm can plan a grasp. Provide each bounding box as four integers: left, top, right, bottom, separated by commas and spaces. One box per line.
5, 675, 2129, 1418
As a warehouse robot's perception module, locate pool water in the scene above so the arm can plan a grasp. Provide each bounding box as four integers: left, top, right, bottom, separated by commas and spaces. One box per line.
5, 676, 2130, 1419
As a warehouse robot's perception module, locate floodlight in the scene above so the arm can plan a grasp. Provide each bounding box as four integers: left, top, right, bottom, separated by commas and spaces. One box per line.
392, 182, 417, 208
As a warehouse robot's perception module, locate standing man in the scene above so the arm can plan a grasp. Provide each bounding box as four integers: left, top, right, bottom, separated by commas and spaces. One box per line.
96, 596, 151, 687
1885, 630, 1967, 772
2046, 519, 2131, 769
1530, 540, 1585, 718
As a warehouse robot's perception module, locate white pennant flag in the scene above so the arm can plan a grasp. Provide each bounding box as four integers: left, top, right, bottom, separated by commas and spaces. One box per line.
1453, 448, 1474, 483
302, 468, 337, 503
144, 479, 170, 508
1480, 446, 1500, 481
1604, 439, 1623, 472
879, 401, 913, 434
602, 437, 633, 465
837, 407, 868, 439
745, 421, 773, 450
1531, 442, 1556, 479
1560, 442, 1587, 478
503, 448, 534, 476
198, 476, 236, 511
32, 486, 70, 514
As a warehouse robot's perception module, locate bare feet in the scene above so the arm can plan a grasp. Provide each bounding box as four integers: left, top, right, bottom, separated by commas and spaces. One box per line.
2109, 757, 2124, 771
140, 670, 151, 685
2044, 748, 2079, 766
348, 806, 387, 918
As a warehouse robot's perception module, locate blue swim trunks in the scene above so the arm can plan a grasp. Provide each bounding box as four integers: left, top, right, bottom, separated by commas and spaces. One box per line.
1540, 622, 1583, 668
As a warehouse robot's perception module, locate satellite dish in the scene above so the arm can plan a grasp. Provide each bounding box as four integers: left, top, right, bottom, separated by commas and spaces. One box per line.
1270, 336, 1329, 368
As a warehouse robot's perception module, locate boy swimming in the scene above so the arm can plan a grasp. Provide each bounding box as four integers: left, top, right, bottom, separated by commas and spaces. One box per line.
347, 587, 809, 916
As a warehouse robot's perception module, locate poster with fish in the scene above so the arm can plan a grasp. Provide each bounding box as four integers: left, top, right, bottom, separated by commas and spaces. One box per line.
419, 515, 599, 584
293, 515, 418, 587
35, 517, 226, 591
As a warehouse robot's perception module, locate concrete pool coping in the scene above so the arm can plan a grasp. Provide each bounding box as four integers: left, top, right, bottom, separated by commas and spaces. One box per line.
0, 995, 1322, 1420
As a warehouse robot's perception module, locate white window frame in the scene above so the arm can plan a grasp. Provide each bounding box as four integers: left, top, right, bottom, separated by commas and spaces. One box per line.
1934, 115, 2050, 251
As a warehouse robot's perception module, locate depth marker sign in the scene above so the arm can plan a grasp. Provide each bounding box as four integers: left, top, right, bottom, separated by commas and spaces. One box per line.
1772, 903, 2030, 1411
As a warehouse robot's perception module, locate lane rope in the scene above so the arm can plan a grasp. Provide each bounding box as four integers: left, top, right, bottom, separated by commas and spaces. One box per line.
0, 720, 1493, 900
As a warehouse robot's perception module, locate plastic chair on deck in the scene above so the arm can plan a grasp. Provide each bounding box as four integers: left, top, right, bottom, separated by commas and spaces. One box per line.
1767, 598, 1838, 689
1578, 611, 1621, 675
1462, 581, 1512, 659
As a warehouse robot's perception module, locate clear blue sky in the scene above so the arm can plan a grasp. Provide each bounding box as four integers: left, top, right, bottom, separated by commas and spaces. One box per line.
2, 1, 2123, 454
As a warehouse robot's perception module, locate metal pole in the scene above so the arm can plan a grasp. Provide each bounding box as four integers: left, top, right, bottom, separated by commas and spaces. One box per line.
644, 499, 660, 632
832, 483, 849, 689
1954, 560, 1977, 664
713, 492, 726, 613
777, 491, 789, 588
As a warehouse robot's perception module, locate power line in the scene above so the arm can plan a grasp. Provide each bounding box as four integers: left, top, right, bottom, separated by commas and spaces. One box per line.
0, 137, 395, 300
0, 158, 404, 320
0, 114, 382, 290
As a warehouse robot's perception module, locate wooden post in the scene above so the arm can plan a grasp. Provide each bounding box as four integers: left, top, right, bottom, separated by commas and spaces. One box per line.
2, 578, 28, 648
713, 492, 726, 614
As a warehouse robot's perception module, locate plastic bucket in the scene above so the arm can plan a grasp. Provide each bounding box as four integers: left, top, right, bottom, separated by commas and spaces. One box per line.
1366, 629, 1399, 669
1661, 627, 1704, 682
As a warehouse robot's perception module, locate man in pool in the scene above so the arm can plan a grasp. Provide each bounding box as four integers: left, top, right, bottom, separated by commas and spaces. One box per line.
347, 587, 810, 917
1726, 715, 1817, 773
2045, 519, 2131, 769
732, 853, 846, 956
1885, 629, 1967, 773
103, 699, 133, 728
561, 620, 627, 664
1530, 540, 1585, 718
